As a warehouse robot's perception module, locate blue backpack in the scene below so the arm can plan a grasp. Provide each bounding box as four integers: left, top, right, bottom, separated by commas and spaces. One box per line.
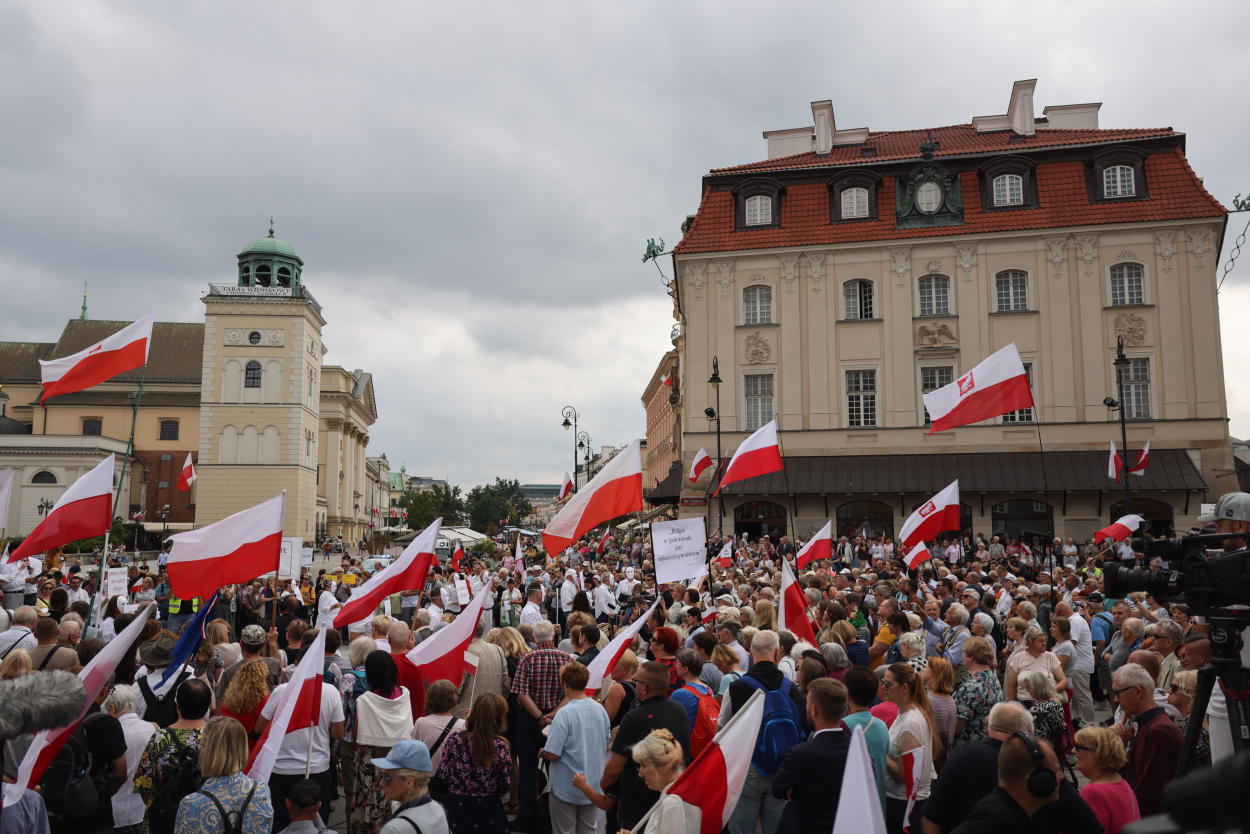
740, 674, 804, 775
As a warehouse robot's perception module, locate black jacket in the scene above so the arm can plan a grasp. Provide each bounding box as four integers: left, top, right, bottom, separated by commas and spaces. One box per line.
771, 728, 851, 833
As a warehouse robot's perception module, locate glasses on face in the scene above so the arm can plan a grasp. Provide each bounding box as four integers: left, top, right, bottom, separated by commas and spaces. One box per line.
1111, 685, 1139, 697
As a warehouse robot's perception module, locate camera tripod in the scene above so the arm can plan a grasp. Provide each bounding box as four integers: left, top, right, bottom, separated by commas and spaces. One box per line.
1176, 612, 1249, 775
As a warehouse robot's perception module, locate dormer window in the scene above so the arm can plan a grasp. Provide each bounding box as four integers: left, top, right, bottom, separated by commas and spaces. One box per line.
732, 178, 784, 231
828, 169, 881, 222
992, 174, 1023, 206
915, 182, 942, 213
1089, 147, 1148, 202
896, 162, 962, 229
744, 195, 772, 226
979, 156, 1038, 210
841, 188, 869, 218
1103, 165, 1136, 198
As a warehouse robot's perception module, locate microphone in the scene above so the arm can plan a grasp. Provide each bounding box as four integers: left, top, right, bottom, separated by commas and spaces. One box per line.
0, 671, 87, 741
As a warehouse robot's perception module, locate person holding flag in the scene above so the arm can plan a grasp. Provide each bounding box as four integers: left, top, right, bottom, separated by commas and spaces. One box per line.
881, 663, 939, 834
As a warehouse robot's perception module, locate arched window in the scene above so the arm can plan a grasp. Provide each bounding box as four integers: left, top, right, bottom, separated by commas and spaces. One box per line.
991, 498, 1053, 541
992, 173, 1024, 206
32, 471, 57, 484
277, 267, 291, 288
743, 285, 773, 325
1110, 263, 1144, 306
918, 274, 950, 316
995, 269, 1029, 312
1103, 165, 1136, 198
81, 418, 102, 437
244, 361, 263, 388
836, 500, 894, 540
916, 181, 942, 213
840, 187, 869, 219
159, 419, 179, 441
255, 265, 272, 287
744, 194, 772, 226
239, 265, 251, 285
733, 500, 788, 540
843, 279, 874, 320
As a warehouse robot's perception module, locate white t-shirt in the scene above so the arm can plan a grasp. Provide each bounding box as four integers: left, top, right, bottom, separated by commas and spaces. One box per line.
520, 601, 546, 627
260, 681, 345, 775
886, 706, 935, 800
1067, 613, 1095, 674
316, 591, 339, 630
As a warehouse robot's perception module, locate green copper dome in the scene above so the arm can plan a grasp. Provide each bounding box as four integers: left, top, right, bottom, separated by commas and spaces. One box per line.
239, 232, 301, 261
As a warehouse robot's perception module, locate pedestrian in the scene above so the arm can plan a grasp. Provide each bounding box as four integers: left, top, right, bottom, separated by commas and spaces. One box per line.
173, 716, 273, 833
949, 734, 1061, 834
1074, 726, 1140, 834
507, 619, 571, 828
372, 740, 450, 834
434, 692, 512, 833
882, 663, 939, 834
542, 661, 611, 834
103, 683, 157, 834
772, 677, 853, 832
134, 678, 212, 834
348, 650, 414, 834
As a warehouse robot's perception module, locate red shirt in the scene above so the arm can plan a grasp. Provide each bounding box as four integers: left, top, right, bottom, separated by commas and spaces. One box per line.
1081, 779, 1140, 834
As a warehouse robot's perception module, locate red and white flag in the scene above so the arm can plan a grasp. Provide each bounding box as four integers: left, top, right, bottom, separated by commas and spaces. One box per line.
688, 448, 713, 483
795, 521, 832, 569
1108, 441, 1124, 483
176, 452, 196, 492
904, 541, 932, 570
899, 481, 961, 553
713, 539, 734, 567
1095, 514, 1144, 544
1129, 440, 1150, 476
406, 581, 494, 689
451, 541, 465, 573
558, 472, 574, 501
714, 420, 783, 496
586, 600, 658, 696
5, 603, 155, 802
653, 689, 767, 834
39, 315, 154, 403
596, 529, 611, 555
248, 627, 326, 782
779, 558, 817, 646
902, 746, 927, 831
335, 518, 441, 627
514, 533, 525, 575
660, 373, 672, 387
165, 493, 284, 599
543, 439, 642, 555
923, 344, 1034, 433
832, 727, 887, 834
9, 455, 114, 562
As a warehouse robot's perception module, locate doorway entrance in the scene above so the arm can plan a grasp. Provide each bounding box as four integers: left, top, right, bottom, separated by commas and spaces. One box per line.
734, 500, 788, 541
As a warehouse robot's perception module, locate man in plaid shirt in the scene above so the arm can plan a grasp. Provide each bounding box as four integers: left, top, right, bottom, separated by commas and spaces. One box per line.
511, 619, 572, 827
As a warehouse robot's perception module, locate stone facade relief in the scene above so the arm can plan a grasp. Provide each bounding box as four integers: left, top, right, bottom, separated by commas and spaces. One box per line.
887, 246, 912, 288
685, 261, 707, 300
915, 322, 958, 348
779, 255, 799, 294
1074, 233, 1100, 278
1114, 313, 1147, 347
1045, 236, 1069, 280
744, 333, 771, 364
953, 242, 977, 282
1154, 229, 1178, 273
713, 259, 735, 299
1186, 227, 1214, 270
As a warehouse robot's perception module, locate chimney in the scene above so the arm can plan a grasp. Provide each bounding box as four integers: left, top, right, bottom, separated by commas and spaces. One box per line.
1008, 79, 1037, 136
811, 100, 834, 155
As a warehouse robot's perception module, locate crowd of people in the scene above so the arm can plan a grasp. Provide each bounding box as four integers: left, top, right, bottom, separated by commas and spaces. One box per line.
1, 490, 1247, 834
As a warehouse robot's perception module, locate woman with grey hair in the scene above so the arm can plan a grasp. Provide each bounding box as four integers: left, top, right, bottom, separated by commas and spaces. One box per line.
373, 739, 449, 834
898, 632, 928, 673
970, 612, 998, 656
104, 683, 157, 834
1021, 670, 1065, 743
820, 642, 850, 681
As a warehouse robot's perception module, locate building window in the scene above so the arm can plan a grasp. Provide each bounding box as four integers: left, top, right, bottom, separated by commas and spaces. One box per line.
1121, 358, 1151, 419
248, 331, 262, 345
1110, 263, 1145, 306
744, 374, 774, 431
1103, 165, 1136, 198
32, 471, 56, 485
159, 419, 179, 440
841, 187, 869, 219
743, 285, 773, 325
158, 481, 169, 489
744, 195, 772, 226
921, 366, 953, 425
82, 418, 102, 437
918, 274, 951, 316
843, 280, 874, 320
995, 269, 1029, 312
915, 182, 943, 213
1002, 363, 1035, 422
846, 370, 877, 427
992, 174, 1023, 206
245, 361, 263, 388
255, 265, 271, 287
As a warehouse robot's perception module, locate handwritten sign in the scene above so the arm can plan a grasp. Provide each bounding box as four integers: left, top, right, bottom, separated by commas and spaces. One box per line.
105, 567, 128, 600
651, 517, 708, 586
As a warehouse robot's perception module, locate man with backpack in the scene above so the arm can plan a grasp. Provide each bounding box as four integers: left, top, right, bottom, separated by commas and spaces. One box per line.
135, 632, 196, 725
670, 649, 719, 758
39, 678, 128, 834
132, 678, 212, 834
718, 629, 807, 834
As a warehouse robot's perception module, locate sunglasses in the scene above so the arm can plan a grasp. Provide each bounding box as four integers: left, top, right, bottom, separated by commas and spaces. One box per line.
1111, 685, 1139, 697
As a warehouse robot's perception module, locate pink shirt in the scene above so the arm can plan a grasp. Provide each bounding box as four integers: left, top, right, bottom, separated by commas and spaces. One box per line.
1080, 779, 1140, 834
870, 700, 899, 728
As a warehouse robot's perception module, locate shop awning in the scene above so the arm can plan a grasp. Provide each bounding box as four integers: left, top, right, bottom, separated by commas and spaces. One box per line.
712, 449, 1207, 496
645, 461, 684, 504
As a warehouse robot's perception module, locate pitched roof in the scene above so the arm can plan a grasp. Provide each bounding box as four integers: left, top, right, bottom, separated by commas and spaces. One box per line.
0, 341, 56, 383
712, 124, 1179, 174
675, 148, 1224, 254
49, 320, 204, 384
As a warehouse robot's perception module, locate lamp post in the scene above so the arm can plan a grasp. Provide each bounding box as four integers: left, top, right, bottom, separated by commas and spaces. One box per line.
159, 503, 171, 541
707, 356, 724, 536
577, 431, 592, 481
561, 406, 580, 492
37, 497, 54, 518
1103, 335, 1133, 517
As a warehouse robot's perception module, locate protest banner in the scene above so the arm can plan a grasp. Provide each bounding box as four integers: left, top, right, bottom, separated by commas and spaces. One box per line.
651, 517, 707, 585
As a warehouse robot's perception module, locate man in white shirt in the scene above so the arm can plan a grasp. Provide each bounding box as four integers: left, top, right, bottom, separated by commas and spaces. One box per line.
425, 594, 445, 626
558, 569, 578, 631
0, 606, 37, 659
1056, 600, 1096, 727
1, 561, 26, 611
65, 573, 91, 606
103, 683, 157, 832
591, 575, 618, 624
520, 583, 547, 628
135, 632, 196, 716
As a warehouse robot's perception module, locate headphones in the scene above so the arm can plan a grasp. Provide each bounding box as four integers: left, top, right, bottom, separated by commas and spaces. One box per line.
1011, 731, 1058, 799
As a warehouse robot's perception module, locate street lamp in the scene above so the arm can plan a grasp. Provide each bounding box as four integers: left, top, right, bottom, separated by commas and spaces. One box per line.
577, 431, 592, 480
37, 497, 54, 517
159, 504, 171, 541
1103, 335, 1133, 517
561, 406, 580, 492
708, 356, 724, 536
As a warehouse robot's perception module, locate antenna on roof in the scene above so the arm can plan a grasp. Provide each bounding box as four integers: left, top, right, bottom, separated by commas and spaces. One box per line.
80, 282, 88, 321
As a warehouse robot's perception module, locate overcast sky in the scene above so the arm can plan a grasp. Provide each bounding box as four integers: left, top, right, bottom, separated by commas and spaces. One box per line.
3, 2, 1249, 488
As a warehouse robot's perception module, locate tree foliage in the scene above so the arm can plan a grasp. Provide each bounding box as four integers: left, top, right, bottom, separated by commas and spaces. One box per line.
466, 478, 534, 533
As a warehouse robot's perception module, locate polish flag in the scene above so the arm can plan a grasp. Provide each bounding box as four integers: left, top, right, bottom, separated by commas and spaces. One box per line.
248, 627, 326, 782
795, 521, 832, 569
165, 493, 284, 599
713, 540, 733, 567
923, 344, 1034, 433
660, 374, 672, 387
898, 481, 961, 554
904, 541, 932, 570
586, 600, 659, 696
779, 558, 817, 646
5, 602, 155, 801
688, 448, 713, 483
406, 581, 494, 689
39, 315, 154, 403
832, 727, 888, 834
1129, 440, 1150, 476
558, 472, 574, 501
652, 688, 767, 834
1094, 514, 1144, 544
1108, 441, 1123, 483
9, 455, 114, 562
334, 518, 441, 627
714, 420, 783, 496
176, 452, 196, 492
902, 746, 927, 831
514, 533, 525, 574
596, 529, 611, 555
542, 439, 642, 555
451, 542, 465, 573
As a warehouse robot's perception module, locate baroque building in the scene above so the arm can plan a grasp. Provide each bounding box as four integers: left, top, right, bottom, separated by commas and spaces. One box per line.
668, 80, 1232, 543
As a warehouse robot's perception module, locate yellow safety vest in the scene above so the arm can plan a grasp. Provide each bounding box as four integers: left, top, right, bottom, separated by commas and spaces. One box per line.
168, 596, 181, 614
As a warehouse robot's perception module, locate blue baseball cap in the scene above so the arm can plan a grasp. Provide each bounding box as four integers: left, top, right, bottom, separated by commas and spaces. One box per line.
370, 739, 432, 772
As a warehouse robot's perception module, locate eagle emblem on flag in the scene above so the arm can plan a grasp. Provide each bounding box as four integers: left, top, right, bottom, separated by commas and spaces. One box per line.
957, 372, 974, 395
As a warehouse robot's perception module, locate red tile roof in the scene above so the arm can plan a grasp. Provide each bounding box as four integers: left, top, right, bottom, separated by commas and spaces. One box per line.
711, 124, 1179, 173
675, 148, 1225, 254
